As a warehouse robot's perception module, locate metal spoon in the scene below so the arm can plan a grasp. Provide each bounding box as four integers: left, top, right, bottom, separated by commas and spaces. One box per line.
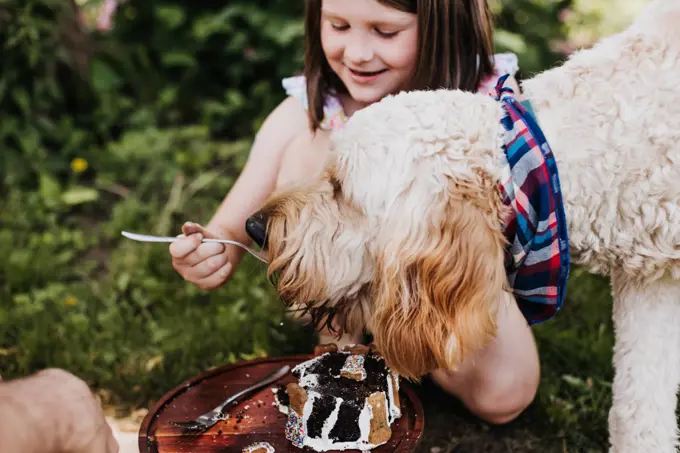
121, 231, 268, 263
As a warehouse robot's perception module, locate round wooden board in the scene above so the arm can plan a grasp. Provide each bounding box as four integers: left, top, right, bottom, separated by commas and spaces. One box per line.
139, 355, 424, 453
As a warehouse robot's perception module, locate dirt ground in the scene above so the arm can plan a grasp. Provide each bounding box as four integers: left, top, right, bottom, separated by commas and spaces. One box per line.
412, 377, 566, 453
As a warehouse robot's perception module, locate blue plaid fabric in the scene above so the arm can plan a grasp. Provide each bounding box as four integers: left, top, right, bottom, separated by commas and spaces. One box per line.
494, 74, 570, 325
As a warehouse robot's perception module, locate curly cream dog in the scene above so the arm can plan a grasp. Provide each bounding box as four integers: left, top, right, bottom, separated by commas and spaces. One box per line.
246, 1, 680, 451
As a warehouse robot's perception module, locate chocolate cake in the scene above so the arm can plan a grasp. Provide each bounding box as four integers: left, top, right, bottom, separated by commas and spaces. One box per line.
273, 344, 401, 451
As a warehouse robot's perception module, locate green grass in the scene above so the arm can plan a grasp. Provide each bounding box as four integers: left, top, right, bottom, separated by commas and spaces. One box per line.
0, 124, 315, 409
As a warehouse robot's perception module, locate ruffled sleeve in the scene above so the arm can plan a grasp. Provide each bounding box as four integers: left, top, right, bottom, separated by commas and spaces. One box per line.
282, 75, 310, 110
478, 52, 520, 96
493, 52, 519, 77
281, 74, 348, 130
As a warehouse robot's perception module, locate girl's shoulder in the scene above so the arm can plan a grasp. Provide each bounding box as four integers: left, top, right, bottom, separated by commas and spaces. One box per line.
281, 75, 347, 130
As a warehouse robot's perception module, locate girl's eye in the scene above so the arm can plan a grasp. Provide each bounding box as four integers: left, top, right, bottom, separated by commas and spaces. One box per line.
331, 23, 349, 31
375, 29, 399, 38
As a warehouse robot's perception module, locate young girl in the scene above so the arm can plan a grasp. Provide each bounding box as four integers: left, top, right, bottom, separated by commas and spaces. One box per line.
170, 0, 539, 425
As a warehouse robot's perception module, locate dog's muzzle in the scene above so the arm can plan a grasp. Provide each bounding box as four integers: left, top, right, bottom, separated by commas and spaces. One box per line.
245, 211, 268, 249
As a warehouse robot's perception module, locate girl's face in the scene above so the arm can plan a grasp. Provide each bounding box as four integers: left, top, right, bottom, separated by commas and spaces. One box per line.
321, 0, 418, 109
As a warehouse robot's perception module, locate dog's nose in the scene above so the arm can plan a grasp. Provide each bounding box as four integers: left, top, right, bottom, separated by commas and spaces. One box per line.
245, 211, 268, 249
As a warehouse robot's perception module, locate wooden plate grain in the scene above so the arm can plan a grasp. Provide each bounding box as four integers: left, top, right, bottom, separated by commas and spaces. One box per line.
139, 355, 424, 452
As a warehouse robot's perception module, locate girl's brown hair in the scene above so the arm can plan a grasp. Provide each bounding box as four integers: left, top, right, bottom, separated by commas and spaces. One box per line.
303, 0, 496, 130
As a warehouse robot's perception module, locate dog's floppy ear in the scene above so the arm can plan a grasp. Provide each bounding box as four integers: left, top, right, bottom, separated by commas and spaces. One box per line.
370, 172, 508, 381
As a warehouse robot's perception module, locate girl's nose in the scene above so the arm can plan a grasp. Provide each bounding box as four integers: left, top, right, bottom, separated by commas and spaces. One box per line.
344, 32, 374, 64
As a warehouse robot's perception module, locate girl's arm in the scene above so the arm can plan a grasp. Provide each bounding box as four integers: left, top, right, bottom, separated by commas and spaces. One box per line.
206, 96, 310, 250
170, 96, 310, 289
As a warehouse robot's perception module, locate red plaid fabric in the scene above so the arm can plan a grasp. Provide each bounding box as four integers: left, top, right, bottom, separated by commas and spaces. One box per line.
494, 74, 570, 325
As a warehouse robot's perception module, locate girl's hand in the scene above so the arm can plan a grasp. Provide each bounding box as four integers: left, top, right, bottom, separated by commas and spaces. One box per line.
169, 222, 233, 290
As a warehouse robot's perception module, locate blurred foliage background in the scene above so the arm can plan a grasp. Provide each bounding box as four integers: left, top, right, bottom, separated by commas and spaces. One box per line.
0, 0, 651, 450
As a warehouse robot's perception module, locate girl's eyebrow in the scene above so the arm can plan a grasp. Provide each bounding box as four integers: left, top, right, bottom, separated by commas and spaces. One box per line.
320, 10, 344, 20
320, 10, 413, 27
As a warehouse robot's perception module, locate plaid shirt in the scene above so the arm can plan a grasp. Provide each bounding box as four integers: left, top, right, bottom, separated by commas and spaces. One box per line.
494, 74, 570, 325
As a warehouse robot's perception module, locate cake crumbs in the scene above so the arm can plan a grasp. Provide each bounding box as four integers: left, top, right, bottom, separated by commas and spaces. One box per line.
242, 442, 275, 453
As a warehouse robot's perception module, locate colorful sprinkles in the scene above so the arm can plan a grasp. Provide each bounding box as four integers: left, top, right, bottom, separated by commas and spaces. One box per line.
341, 354, 367, 381
285, 410, 306, 448
242, 441, 275, 453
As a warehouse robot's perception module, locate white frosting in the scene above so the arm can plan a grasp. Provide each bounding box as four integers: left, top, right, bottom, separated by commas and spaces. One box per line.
301, 391, 319, 444
298, 373, 319, 387
271, 387, 289, 415
386, 371, 401, 420
357, 398, 374, 446
322, 398, 343, 439
292, 353, 325, 376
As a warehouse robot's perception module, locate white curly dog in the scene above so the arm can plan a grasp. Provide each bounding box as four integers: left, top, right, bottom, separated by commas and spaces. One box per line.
245, 0, 680, 451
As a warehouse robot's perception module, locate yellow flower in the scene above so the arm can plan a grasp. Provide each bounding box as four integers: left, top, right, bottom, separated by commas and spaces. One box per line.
71, 158, 89, 173
64, 296, 78, 306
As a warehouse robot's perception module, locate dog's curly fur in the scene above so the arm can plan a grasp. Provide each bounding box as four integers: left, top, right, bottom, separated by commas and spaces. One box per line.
256, 1, 680, 451
262, 92, 511, 380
